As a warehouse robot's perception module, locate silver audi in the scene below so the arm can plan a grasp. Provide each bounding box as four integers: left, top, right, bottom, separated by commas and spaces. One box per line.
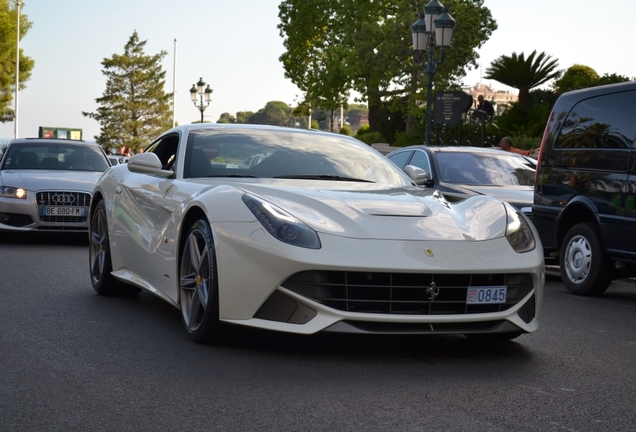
0, 138, 111, 241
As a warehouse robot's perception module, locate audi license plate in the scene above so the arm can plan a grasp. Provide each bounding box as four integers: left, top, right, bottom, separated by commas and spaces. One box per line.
42, 206, 86, 217
466, 286, 507, 304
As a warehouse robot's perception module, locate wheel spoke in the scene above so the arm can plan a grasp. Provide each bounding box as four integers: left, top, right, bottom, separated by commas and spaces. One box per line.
180, 272, 197, 290
90, 229, 101, 248
188, 233, 203, 270
91, 248, 104, 278
189, 288, 202, 328
197, 279, 209, 311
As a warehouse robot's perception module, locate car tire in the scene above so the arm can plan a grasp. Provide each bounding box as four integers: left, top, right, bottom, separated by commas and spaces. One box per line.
560, 222, 612, 296
179, 219, 222, 344
0, 232, 7, 243
89, 200, 141, 296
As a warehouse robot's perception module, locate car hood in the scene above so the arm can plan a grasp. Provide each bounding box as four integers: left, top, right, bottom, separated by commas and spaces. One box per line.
0, 169, 103, 192
445, 184, 533, 209
233, 181, 508, 241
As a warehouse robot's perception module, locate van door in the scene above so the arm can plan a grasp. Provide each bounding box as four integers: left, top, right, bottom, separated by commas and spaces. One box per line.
625, 127, 636, 258
551, 90, 636, 256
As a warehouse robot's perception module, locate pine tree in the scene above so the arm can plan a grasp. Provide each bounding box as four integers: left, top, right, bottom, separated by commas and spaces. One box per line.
83, 31, 172, 153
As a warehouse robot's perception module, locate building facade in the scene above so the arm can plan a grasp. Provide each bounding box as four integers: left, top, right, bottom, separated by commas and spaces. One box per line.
462, 83, 518, 116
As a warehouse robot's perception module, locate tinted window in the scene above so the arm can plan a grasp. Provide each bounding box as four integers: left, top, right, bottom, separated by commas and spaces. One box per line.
147, 134, 179, 170
436, 151, 535, 186
409, 150, 431, 174
556, 90, 636, 149
387, 151, 413, 169
2, 143, 109, 172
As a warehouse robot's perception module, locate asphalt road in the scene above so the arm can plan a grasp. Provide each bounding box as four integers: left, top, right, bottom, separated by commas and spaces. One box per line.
1, 233, 636, 432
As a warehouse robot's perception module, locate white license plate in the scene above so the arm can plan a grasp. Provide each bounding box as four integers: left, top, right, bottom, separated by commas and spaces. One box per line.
42, 206, 86, 217
466, 286, 507, 304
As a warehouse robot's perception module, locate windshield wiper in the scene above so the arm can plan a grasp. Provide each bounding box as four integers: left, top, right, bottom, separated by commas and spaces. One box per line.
273, 174, 374, 183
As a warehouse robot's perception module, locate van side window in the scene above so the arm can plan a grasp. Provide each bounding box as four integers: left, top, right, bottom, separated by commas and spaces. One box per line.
556, 90, 636, 149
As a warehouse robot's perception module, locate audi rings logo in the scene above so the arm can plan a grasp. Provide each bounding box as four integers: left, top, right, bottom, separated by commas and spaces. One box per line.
52, 194, 75, 204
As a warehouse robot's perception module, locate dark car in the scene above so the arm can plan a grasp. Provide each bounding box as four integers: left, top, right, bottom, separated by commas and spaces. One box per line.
532, 80, 636, 296
386, 145, 536, 217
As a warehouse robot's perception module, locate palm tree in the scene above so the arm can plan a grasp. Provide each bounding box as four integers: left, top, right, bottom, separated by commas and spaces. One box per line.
484, 50, 561, 105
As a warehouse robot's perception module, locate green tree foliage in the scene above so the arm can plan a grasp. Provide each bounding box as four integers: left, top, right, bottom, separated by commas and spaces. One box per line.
0, 0, 34, 122
552, 64, 599, 94
339, 124, 352, 136
279, 0, 496, 134
484, 50, 561, 105
355, 129, 387, 145
596, 72, 632, 86
246, 101, 293, 126
236, 111, 254, 124
217, 112, 236, 123
553, 64, 632, 94
82, 31, 172, 153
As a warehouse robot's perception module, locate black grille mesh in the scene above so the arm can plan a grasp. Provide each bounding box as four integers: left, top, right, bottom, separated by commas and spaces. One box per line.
36, 191, 91, 224
283, 271, 533, 315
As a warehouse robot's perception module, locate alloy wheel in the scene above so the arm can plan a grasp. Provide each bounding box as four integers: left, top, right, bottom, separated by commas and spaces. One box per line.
179, 229, 212, 333
89, 208, 107, 285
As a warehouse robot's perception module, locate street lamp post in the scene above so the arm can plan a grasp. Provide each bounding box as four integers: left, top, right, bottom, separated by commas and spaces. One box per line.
412, 0, 456, 145
14, 0, 22, 139
189, 77, 213, 123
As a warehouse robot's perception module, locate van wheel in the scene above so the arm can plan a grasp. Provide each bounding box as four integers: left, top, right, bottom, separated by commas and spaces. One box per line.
560, 223, 611, 296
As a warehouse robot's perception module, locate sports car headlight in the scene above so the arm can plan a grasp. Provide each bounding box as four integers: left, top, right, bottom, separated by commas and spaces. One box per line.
0, 186, 27, 199
504, 203, 535, 253
242, 194, 321, 249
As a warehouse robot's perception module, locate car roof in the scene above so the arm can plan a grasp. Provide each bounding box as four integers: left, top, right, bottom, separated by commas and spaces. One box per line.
553, 80, 636, 113
389, 145, 511, 156
9, 138, 99, 146
160, 123, 355, 140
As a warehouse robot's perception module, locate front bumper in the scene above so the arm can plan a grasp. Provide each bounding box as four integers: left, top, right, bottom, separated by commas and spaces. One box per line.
213, 222, 545, 335
0, 190, 91, 234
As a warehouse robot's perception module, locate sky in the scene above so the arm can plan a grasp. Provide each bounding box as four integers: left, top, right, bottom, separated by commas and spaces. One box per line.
2, 0, 635, 141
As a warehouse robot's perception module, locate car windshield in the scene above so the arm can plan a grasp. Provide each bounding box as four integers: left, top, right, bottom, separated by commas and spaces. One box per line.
1, 143, 110, 172
436, 151, 535, 186
184, 128, 410, 185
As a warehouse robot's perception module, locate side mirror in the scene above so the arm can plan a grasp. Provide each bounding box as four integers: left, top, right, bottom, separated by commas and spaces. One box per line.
127, 153, 173, 177
403, 164, 430, 186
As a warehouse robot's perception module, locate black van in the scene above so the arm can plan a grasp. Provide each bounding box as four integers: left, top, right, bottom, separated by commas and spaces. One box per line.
533, 81, 636, 296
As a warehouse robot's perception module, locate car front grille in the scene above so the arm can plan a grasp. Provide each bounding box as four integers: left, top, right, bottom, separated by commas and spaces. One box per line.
36, 191, 91, 224
282, 271, 533, 315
